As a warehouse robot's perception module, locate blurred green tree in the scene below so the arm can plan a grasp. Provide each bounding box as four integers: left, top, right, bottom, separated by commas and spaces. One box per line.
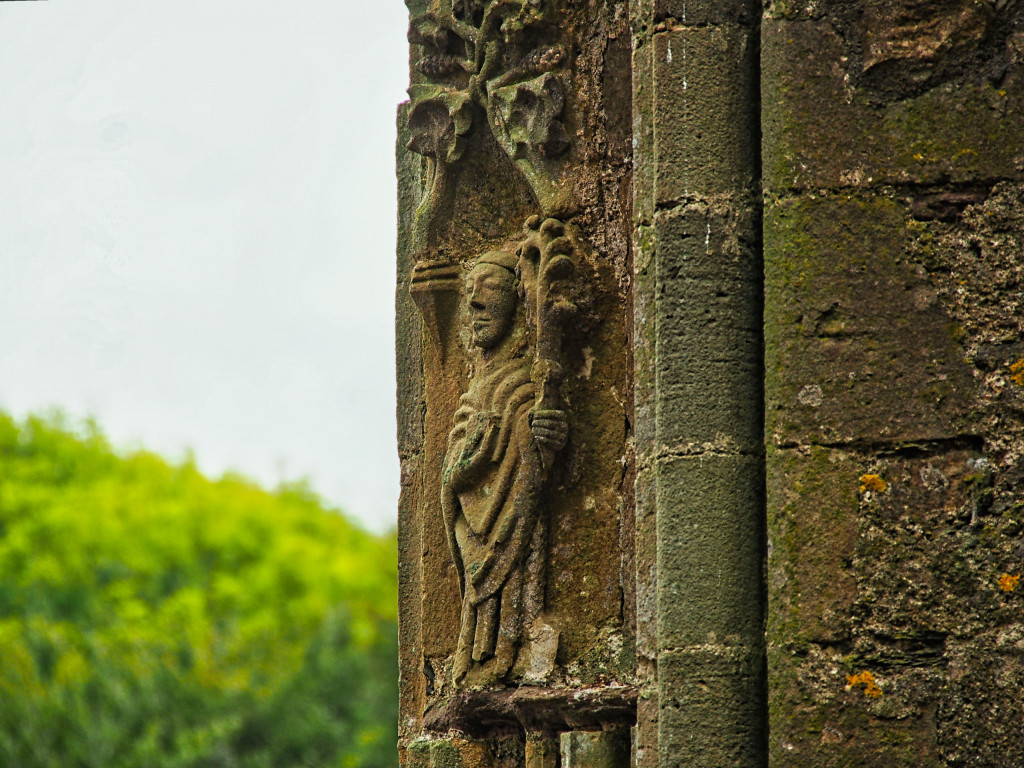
0, 411, 397, 768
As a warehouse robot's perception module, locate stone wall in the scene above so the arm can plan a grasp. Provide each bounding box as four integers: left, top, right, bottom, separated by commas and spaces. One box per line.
763, 2, 1024, 765
396, 1, 1024, 766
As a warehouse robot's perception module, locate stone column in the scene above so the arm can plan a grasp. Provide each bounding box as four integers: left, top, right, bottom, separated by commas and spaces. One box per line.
631, 1, 767, 766
399, 1, 1023, 765
763, 1, 1024, 765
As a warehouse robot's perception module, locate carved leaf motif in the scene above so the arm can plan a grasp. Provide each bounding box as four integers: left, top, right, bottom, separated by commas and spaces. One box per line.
406, 90, 474, 165
489, 73, 568, 161
406, 0, 573, 220
409, 12, 476, 86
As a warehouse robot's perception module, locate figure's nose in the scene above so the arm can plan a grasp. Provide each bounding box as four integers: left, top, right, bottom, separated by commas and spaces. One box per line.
470, 298, 485, 310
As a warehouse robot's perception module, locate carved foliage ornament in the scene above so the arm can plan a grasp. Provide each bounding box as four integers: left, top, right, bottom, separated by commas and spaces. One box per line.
406, 0, 572, 242
436, 217, 593, 688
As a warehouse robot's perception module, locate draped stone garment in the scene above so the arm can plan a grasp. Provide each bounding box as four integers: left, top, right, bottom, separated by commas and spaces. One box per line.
441, 350, 544, 683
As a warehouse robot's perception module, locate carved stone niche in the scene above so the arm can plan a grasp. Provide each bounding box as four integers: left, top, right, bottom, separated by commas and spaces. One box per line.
408, 215, 633, 739
400, 0, 636, 757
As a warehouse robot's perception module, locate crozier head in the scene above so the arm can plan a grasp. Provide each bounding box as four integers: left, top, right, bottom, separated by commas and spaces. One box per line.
466, 251, 518, 350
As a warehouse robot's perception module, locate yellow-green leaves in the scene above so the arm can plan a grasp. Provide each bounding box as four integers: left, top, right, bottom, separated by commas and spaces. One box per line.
0, 411, 397, 768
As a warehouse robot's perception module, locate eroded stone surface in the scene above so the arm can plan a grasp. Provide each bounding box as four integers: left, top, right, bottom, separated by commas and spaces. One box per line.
762, 17, 1024, 193
764, 2, 1024, 762
764, 194, 976, 447
398, 0, 637, 760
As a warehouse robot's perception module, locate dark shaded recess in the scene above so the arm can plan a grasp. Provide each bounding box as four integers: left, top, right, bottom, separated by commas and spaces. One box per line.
910, 189, 991, 221
452, 0, 485, 27
423, 686, 637, 738
848, 632, 950, 670
423, 659, 436, 697
871, 435, 985, 459
816, 0, 1023, 103
972, 339, 1024, 371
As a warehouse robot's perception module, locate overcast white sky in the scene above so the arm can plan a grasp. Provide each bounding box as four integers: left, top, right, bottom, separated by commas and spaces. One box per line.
0, 2, 410, 531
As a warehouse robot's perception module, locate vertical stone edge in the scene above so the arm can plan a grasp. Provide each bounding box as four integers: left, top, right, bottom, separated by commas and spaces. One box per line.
630, 6, 659, 768
397, 101, 426, 757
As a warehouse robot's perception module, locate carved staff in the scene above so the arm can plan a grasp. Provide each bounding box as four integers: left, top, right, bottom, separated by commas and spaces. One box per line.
517, 216, 584, 467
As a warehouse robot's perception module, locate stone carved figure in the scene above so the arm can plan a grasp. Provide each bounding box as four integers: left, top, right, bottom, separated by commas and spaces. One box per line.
441, 250, 563, 686
440, 218, 591, 687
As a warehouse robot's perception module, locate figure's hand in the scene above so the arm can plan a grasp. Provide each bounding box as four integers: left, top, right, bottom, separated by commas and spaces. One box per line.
530, 409, 568, 452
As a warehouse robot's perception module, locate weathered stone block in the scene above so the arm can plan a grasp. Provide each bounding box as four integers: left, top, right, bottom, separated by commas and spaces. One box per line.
767, 643, 944, 768
652, 28, 759, 204
561, 729, 630, 768
653, 205, 762, 455
405, 739, 431, 768
939, 634, 1024, 766
766, 446, 859, 646
429, 738, 492, 768
767, 437, 1024, 765
656, 455, 763, 649
761, 18, 1024, 193
903, 182, 1024, 364
844, 448, 1016, 634
658, 647, 765, 768
764, 193, 975, 447
653, 0, 759, 27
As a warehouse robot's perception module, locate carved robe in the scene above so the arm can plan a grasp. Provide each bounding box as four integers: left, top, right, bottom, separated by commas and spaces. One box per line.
441, 347, 546, 683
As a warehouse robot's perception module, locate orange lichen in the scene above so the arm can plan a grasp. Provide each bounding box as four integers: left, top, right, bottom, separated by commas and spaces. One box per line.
859, 474, 887, 494
1010, 359, 1024, 386
998, 573, 1021, 593
846, 670, 883, 698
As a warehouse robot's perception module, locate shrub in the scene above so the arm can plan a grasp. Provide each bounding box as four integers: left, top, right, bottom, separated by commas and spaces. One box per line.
0, 411, 397, 768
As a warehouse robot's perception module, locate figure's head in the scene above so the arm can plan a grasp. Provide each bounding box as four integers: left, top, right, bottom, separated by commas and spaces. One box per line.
466, 251, 518, 350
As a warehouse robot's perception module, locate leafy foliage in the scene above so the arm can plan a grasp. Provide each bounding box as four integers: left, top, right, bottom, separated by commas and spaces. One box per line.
0, 411, 397, 768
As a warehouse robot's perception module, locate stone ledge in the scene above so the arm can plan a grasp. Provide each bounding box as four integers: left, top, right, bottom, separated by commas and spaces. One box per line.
423, 686, 638, 737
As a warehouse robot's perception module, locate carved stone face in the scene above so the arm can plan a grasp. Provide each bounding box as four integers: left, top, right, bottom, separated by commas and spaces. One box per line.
466, 262, 517, 350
